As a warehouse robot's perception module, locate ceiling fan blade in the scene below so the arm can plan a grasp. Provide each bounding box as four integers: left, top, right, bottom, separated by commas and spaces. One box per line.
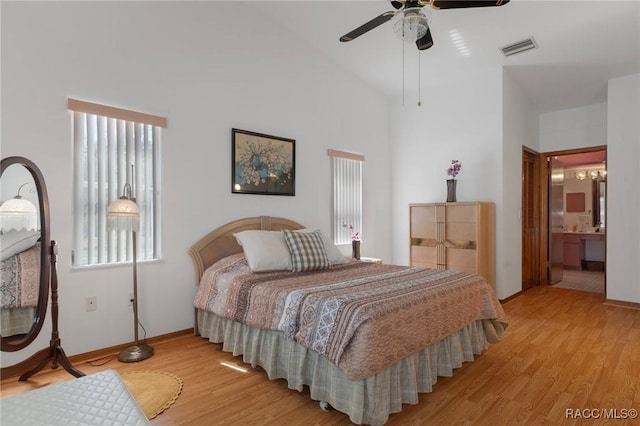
340, 11, 397, 42
432, 0, 510, 9
416, 28, 434, 50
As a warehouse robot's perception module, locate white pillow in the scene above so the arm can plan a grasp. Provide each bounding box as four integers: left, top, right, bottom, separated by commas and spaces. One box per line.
299, 228, 349, 265
233, 230, 291, 272
0, 230, 40, 261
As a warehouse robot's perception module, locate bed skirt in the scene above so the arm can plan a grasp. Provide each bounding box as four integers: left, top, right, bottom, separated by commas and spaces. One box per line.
198, 309, 492, 425
1, 307, 36, 336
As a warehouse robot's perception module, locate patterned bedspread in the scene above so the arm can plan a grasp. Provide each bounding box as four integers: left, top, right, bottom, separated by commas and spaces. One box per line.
194, 253, 507, 380
0, 244, 40, 309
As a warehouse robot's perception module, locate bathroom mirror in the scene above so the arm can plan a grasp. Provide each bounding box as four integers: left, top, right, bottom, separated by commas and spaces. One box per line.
0, 157, 50, 351
592, 177, 606, 227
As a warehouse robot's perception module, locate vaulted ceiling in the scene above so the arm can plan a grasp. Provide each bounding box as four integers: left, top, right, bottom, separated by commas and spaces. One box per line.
253, 0, 640, 113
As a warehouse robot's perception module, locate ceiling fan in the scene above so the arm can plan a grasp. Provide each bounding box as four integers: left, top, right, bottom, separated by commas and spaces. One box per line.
339, 0, 511, 51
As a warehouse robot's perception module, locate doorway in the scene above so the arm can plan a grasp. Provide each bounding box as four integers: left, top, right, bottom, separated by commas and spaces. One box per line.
521, 145, 607, 295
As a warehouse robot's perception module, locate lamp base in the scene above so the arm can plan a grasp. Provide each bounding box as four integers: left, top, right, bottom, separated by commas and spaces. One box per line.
118, 344, 154, 363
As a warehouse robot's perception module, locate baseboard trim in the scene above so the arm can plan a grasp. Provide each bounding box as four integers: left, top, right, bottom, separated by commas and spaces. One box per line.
1, 328, 194, 382
71, 328, 194, 364
604, 299, 640, 310
499, 291, 523, 303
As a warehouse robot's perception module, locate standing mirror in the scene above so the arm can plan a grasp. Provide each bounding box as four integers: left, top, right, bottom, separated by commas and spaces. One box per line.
1, 157, 50, 351
1, 156, 83, 380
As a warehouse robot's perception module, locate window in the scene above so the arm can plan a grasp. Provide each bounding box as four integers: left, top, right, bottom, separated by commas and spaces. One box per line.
328, 149, 364, 245
69, 99, 165, 266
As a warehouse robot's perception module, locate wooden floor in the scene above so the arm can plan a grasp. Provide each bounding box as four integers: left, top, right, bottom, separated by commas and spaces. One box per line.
2, 286, 640, 425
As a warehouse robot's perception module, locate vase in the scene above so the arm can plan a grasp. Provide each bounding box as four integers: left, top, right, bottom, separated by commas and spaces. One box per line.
446, 179, 457, 202
352, 240, 361, 260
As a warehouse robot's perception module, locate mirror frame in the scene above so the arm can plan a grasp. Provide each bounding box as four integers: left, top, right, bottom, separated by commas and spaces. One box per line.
1, 156, 51, 352
592, 176, 606, 228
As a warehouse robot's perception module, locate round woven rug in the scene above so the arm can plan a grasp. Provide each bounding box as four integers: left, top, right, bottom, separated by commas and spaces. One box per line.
121, 371, 183, 420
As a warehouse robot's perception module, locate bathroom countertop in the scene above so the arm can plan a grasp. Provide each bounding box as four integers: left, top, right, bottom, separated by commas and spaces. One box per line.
563, 231, 605, 235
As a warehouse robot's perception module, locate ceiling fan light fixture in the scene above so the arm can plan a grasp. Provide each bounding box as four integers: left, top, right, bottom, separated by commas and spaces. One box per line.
393, 7, 430, 43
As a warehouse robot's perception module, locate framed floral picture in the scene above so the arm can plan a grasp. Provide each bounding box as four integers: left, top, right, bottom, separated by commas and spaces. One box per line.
232, 128, 295, 196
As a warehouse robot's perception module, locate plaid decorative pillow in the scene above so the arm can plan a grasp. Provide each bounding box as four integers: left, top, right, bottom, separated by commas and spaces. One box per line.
282, 229, 330, 272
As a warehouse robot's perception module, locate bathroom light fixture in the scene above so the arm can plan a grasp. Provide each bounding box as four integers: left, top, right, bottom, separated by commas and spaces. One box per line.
574, 167, 607, 180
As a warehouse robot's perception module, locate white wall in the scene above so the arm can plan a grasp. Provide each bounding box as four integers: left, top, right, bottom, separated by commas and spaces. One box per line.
389, 68, 507, 294
539, 75, 640, 304
1, 2, 391, 366
539, 103, 608, 151
606, 73, 640, 303
502, 71, 540, 299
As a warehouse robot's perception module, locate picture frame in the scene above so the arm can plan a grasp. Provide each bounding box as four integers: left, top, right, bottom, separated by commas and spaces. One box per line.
232, 128, 295, 196
566, 192, 586, 212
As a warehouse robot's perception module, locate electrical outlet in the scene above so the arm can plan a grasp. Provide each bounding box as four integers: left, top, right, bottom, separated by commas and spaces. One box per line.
128, 293, 133, 307
85, 296, 97, 312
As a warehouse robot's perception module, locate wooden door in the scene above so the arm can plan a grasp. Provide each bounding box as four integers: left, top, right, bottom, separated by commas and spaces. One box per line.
548, 156, 565, 284
522, 148, 540, 290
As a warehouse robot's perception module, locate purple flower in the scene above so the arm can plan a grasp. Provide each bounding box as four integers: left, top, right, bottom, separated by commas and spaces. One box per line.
447, 160, 462, 179
343, 223, 360, 241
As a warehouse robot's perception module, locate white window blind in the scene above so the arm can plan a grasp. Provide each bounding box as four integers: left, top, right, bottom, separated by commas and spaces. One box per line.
329, 149, 364, 245
69, 99, 165, 266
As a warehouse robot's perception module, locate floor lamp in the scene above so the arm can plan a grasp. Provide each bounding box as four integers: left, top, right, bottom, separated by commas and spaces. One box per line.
0, 182, 38, 231
107, 178, 154, 362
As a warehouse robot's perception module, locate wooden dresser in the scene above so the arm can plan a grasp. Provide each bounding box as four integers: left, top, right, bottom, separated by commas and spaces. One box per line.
409, 202, 496, 290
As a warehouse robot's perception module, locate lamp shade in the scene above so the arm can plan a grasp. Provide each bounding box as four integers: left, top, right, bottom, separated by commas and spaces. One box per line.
107, 198, 140, 232
0, 197, 38, 232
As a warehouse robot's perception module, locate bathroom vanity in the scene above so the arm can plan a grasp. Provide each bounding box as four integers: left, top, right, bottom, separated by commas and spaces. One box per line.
563, 231, 606, 270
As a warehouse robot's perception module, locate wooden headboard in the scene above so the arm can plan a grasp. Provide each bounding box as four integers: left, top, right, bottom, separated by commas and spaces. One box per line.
188, 216, 304, 285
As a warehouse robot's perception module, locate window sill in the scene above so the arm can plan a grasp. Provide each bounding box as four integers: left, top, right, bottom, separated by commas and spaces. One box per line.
70, 257, 164, 272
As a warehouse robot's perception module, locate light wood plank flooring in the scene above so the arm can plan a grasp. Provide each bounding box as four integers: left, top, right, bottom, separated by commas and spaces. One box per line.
2, 286, 639, 425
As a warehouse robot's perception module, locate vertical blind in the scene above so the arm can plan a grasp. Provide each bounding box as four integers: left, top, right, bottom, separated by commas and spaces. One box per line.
328, 149, 364, 245
69, 99, 165, 266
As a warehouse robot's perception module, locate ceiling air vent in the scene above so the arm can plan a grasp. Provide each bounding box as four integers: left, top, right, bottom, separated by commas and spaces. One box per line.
500, 37, 537, 57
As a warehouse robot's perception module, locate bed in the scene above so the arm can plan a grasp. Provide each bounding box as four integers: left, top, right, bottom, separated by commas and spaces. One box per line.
1, 238, 41, 337
189, 216, 507, 425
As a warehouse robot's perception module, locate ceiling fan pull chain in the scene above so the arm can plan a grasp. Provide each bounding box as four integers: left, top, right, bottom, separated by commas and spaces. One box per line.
418, 50, 422, 107
402, 38, 406, 106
